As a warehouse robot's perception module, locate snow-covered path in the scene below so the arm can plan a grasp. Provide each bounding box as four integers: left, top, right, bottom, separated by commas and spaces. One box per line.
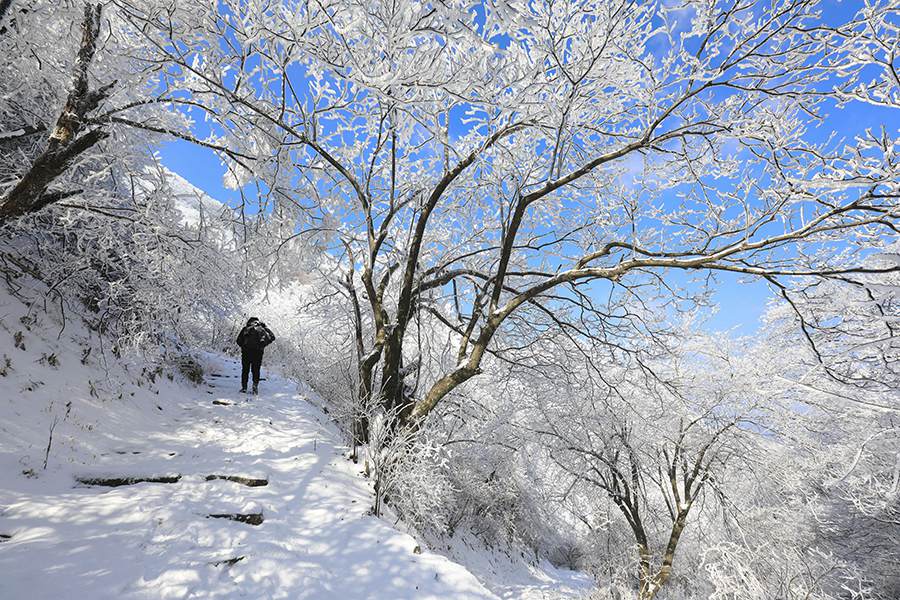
0, 355, 498, 599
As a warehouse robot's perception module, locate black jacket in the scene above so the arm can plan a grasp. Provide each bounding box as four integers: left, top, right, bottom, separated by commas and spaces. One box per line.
237, 320, 275, 351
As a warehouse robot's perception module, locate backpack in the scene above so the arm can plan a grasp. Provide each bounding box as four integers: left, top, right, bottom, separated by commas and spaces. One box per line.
242, 323, 272, 350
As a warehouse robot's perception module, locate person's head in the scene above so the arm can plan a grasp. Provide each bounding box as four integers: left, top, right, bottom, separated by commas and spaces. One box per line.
246, 317, 259, 326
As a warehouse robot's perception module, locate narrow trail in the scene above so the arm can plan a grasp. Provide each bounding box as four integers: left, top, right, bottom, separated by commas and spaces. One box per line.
0, 356, 497, 599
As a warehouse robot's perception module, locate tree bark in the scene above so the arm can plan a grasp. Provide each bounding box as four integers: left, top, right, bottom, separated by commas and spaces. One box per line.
0, 0, 13, 32
0, 129, 108, 222
0, 4, 111, 224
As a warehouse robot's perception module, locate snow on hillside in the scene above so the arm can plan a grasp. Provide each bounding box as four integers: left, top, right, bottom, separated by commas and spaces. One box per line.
165, 168, 228, 228
217, 284, 597, 600
0, 288, 590, 599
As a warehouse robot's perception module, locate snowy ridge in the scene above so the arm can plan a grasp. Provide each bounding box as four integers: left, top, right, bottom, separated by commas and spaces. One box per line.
165, 168, 228, 229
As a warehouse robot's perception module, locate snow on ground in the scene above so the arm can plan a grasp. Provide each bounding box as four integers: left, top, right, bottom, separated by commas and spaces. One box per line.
0, 360, 492, 597
0, 291, 591, 599
441, 536, 593, 600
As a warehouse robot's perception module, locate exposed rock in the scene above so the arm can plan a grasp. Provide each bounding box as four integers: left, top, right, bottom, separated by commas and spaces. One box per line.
205, 474, 268, 487
211, 556, 245, 567
76, 475, 181, 487
207, 512, 264, 526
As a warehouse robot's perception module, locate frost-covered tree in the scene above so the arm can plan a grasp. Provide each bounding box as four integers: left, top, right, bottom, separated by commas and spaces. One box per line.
754, 247, 900, 599
0, 3, 247, 350
115, 0, 898, 435
0, 2, 253, 224
438, 320, 892, 599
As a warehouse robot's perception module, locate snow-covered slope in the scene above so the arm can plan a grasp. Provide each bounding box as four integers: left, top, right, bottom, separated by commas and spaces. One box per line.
165, 168, 228, 229
0, 289, 591, 599
0, 297, 493, 599
1, 366, 497, 599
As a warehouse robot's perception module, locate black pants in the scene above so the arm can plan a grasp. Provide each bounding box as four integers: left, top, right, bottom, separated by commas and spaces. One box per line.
241, 349, 263, 389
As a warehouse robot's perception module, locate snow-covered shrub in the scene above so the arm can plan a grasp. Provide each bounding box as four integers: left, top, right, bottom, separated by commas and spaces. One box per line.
0, 166, 241, 360
0, 2, 243, 358
366, 406, 455, 534
173, 354, 204, 386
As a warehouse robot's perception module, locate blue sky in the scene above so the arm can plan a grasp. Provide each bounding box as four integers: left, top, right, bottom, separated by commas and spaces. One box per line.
157, 0, 896, 338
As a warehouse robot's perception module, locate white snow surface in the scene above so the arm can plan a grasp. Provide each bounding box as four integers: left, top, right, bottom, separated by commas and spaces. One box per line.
166, 168, 227, 228
0, 366, 491, 597
0, 291, 592, 599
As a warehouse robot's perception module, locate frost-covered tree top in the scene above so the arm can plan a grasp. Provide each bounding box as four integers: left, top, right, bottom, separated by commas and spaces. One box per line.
1, 0, 896, 419
99, 0, 898, 425
0, 3, 896, 598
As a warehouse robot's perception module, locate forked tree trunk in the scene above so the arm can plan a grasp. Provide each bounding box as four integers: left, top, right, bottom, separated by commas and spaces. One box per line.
635, 510, 689, 600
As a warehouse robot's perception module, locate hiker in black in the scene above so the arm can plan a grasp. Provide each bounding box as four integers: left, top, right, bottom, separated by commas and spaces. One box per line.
236, 317, 275, 394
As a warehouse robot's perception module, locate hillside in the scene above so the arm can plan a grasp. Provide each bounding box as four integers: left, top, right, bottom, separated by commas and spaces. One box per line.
0, 289, 590, 599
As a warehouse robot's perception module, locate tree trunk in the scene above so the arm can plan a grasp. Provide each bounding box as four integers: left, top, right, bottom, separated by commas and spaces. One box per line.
0, 129, 107, 221
354, 354, 377, 444
635, 510, 689, 600
0, 4, 111, 224
0, 0, 13, 28
379, 329, 402, 410
346, 273, 373, 452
